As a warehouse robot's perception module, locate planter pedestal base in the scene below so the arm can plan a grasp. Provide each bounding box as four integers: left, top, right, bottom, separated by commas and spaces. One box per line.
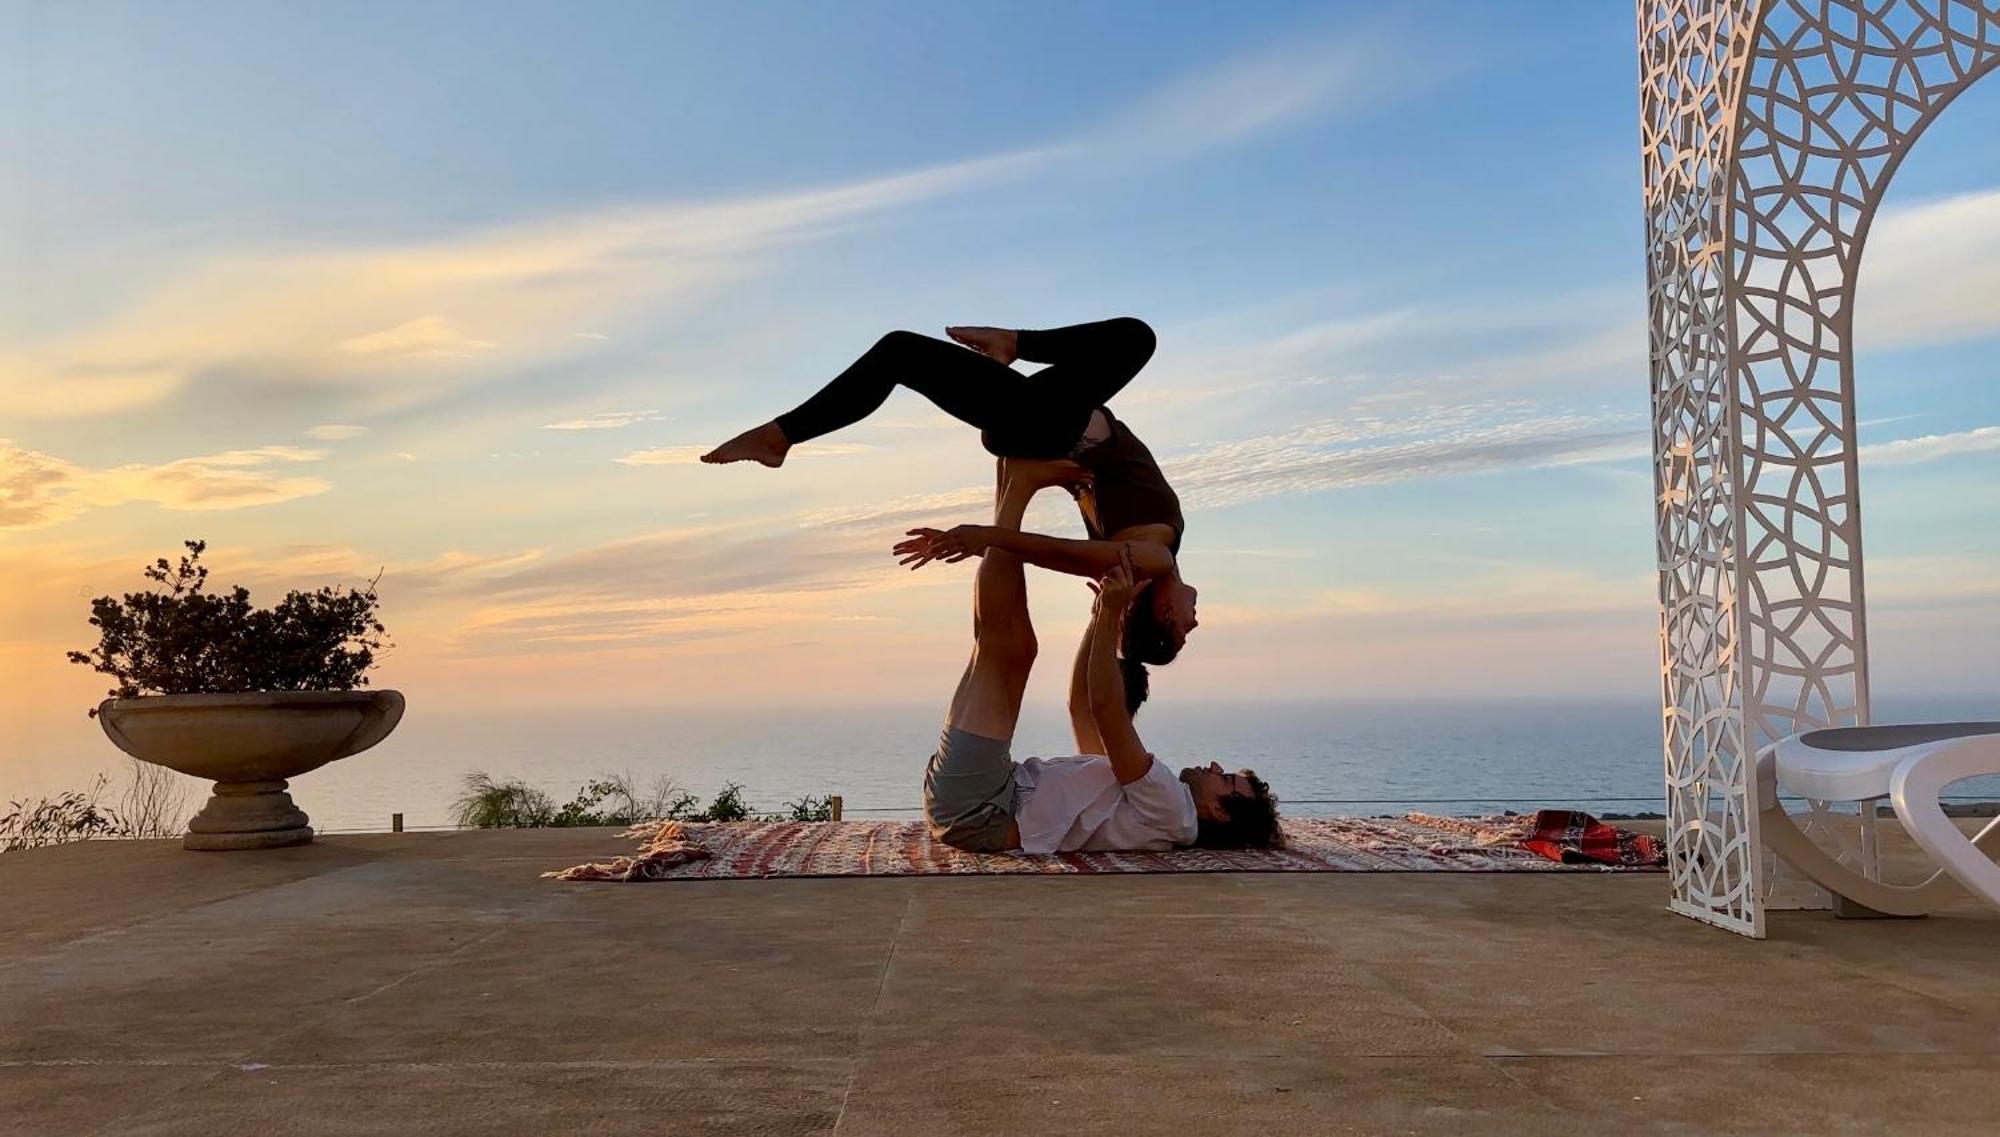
184, 780, 314, 851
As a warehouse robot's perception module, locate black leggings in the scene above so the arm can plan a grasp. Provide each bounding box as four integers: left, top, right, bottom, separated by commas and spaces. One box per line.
774, 317, 1156, 460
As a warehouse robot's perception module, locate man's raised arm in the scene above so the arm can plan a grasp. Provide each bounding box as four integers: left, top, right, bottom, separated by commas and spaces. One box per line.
1085, 545, 1153, 786
1067, 618, 1106, 755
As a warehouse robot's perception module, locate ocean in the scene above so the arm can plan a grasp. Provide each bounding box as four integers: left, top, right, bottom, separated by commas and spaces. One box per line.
9, 694, 1998, 834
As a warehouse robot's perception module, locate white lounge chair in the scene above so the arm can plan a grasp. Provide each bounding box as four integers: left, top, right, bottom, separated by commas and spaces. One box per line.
1757, 723, 2000, 916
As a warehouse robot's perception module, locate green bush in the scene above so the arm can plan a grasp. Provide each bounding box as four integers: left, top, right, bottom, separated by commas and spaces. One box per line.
67, 540, 389, 715
782, 794, 835, 822
451, 773, 559, 828
452, 771, 835, 828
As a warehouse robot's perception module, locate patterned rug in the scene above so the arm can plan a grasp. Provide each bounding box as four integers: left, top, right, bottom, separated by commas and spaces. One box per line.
545, 812, 1664, 882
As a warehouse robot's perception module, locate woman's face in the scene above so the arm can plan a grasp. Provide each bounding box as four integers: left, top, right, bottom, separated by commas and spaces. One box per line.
1152, 579, 1200, 648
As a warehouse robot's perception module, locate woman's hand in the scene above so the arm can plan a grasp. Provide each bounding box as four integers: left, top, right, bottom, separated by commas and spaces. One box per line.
945, 326, 1019, 366
1001, 457, 1093, 497
893, 524, 993, 570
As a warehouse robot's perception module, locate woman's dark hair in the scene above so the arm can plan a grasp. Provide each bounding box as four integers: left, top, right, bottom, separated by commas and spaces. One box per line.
1115, 583, 1176, 717
1117, 655, 1150, 717
1122, 595, 1180, 666
1193, 772, 1283, 850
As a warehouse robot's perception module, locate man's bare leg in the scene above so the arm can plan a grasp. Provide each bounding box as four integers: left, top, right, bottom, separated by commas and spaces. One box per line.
943, 464, 1037, 741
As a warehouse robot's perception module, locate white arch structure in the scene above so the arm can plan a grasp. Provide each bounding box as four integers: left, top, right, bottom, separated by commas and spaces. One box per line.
1641, 0, 2000, 936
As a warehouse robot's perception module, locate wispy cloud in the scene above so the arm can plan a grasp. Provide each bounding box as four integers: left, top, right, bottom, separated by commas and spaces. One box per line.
1127, 296, 1645, 424
1856, 189, 2000, 349
1865, 553, 2000, 605
1861, 425, 2000, 466
0, 22, 1398, 427
0, 147, 1055, 423
380, 523, 899, 654
456, 525, 871, 603
1123, 186, 2000, 428
0, 441, 329, 531
541, 410, 666, 431
338, 315, 497, 358
1263, 565, 1654, 622
794, 404, 1648, 532
305, 424, 369, 441
1169, 412, 1646, 509
0, 523, 897, 656
1079, 27, 1394, 166
800, 486, 993, 531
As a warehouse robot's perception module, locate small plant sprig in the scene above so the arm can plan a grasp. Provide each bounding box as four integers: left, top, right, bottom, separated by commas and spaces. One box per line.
0, 776, 126, 851
0, 763, 194, 852
67, 540, 389, 716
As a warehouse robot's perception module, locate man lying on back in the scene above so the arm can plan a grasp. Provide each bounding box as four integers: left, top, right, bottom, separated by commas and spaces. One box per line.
899, 459, 1282, 854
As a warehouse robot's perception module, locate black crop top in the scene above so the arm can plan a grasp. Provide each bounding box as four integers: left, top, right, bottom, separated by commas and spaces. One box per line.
1077, 408, 1184, 554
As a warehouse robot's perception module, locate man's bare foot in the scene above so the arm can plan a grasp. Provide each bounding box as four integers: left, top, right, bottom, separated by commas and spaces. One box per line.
701, 422, 791, 467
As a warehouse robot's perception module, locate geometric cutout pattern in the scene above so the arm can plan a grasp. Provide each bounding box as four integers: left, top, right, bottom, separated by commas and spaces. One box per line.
1641, 0, 2000, 936
1643, 0, 1769, 937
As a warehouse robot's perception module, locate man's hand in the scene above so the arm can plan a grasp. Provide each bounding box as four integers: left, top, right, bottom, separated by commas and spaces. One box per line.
945, 326, 1019, 366
1000, 457, 1093, 498
1091, 543, 1139, 617
893, 524, 993, 570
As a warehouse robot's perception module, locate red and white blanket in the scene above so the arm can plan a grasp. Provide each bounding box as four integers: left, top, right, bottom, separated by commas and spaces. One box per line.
545, 812, 1663, 882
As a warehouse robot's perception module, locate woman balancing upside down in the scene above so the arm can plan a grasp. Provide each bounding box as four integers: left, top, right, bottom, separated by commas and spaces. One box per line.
702, 317, 1198, 703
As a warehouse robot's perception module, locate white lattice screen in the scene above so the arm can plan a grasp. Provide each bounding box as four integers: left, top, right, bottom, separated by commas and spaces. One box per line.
1641, 0, 2000, 937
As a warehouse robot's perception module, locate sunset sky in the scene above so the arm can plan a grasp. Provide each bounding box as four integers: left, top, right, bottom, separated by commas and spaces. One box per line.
4, 0, 1998, 749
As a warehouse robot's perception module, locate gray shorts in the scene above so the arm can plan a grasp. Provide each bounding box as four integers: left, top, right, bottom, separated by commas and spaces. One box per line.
923, 726, 1019, 853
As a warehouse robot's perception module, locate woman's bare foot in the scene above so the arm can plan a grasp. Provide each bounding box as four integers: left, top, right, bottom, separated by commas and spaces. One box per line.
700, 422, 791, 467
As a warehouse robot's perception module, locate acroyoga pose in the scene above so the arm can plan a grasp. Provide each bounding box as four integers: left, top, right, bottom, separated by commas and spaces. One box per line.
704, 317, 1198, 702
916, 457, 1279, 854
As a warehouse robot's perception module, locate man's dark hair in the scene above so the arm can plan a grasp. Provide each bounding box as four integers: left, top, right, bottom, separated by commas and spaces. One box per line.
1118, 655, 1150, 717
1193, 772, 1283, 850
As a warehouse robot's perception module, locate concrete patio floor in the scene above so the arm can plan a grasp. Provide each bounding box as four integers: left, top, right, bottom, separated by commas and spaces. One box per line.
3, 824, 1997, 1136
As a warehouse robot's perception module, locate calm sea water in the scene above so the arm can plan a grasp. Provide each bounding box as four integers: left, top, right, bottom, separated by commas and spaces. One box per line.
8, 695, 1998, 833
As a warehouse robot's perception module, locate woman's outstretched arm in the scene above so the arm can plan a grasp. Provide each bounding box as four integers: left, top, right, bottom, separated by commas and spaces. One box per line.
892, 525, 1174, 583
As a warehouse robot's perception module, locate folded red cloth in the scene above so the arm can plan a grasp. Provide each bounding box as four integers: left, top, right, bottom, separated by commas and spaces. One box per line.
542, 821, 714, 882
1518, 810, 1663, 867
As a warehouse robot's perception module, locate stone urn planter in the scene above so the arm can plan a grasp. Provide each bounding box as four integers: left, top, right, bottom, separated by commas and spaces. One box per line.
97, 690, 404, 851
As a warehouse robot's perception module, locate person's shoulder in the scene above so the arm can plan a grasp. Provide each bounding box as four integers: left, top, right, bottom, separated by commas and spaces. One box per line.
1125, 754, 1182, 792
1121, 758, 1197, 838
1137, 761, 1198, 839
1024, 753, 1114, 777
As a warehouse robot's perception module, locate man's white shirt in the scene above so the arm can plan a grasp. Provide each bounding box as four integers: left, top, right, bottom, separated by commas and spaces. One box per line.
1013, 754, 1198, 854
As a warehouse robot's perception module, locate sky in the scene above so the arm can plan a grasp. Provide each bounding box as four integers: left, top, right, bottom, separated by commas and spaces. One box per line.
2, 0, 1997, 742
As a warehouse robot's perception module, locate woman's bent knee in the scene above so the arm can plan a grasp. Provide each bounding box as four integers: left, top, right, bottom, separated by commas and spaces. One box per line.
874, 329, 927, 355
